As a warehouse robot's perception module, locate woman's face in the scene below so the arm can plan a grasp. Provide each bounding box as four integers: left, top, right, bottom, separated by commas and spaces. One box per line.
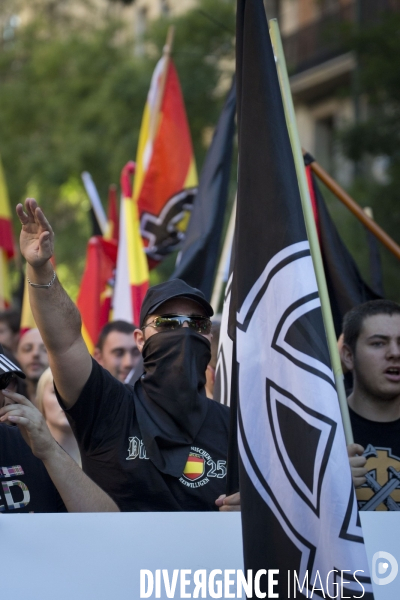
41, 380, 70, 429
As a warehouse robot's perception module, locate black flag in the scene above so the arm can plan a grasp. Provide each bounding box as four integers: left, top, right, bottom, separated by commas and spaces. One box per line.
305, 153, 381, 337
171, 80, 236, 300
231, 0, 372, 597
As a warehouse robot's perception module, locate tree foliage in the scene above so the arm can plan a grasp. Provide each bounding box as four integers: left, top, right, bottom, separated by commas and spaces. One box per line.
0, 0, 236, 298
339, 12, 400, 301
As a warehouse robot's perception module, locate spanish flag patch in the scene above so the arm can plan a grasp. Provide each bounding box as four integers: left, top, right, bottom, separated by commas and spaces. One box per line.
183, 453, 205, 481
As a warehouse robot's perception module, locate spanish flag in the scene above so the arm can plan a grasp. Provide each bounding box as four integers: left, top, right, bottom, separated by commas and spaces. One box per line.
183, 453, 205, 481
0, 157, 15, 308
20, 275, 37, 335
104, 184, 119, 243
76, 236, 118, 354
113, 162, 149, 326
134, 53, 198, 268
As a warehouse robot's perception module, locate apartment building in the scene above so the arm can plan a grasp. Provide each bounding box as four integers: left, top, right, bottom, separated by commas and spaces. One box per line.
279, 0, 400, 185
123, 0, 399, 185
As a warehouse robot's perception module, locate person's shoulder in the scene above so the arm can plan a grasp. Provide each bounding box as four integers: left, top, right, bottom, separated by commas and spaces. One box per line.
199, 400, 231, 443
206, 398, 230, 421
87, 358, 133, 395
61, 358, 134, 415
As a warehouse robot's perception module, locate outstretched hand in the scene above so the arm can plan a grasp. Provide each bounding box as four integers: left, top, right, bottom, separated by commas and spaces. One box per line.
215, 492, 241, 512
17, 198, 54, 268
0, 389, 56, 461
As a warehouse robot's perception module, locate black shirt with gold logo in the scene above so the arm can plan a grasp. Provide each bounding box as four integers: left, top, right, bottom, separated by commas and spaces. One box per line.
350, 407, 400, 511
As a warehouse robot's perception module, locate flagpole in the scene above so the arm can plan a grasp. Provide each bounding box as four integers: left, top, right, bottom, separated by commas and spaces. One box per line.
309, 156, 400, 262
269, 19, 354, 445
210, 197, 236, 313
148, 25, 175, 148
81, 172, 108, 236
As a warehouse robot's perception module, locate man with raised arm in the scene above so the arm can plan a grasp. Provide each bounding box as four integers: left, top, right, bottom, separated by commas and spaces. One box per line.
17, 198, 239, 512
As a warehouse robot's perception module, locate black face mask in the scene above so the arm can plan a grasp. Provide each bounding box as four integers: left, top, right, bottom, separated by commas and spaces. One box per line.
133, 328, 211, 477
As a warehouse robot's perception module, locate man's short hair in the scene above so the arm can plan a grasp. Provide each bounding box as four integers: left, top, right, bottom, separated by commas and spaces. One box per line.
96, 320, 136, 351
342, 299, 400, 354
0, 309, 21, 334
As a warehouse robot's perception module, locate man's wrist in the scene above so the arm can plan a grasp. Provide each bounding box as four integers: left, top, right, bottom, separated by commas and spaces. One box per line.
26, 261, 55, 286
40, 438, 65, 466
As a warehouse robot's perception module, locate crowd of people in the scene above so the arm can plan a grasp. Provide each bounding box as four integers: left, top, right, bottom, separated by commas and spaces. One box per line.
0, 197, 399, 514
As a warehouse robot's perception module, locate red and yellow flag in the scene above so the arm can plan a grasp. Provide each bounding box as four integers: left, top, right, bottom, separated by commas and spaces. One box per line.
77, 236, 118, 354
0, 157, 15, 308
20, 275, 37, 335
104, 184, 119, 243
113, 162, 149, 326
182, 453, 205, 481
134, 56, 198, 268
21, 255, 57, 335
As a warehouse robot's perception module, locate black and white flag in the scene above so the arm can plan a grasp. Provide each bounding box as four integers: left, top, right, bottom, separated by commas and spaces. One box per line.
305, 153, 381, 337
171, 80, 236, 300
214, 270, 233, 407
230, 0, 373, 597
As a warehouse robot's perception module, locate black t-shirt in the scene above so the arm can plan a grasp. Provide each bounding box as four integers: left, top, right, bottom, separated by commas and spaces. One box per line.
0, 424, 65, 513
59, 359, 235, 512
350, 407, 400, 511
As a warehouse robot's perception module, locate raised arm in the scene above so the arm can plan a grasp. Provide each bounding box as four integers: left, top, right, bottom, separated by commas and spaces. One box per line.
0, 390, 119, 512
17, 198, 92, 408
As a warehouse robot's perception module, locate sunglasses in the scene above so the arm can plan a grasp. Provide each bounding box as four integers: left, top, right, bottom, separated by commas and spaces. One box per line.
142, 314, 212, 335
0, 373, 17, 391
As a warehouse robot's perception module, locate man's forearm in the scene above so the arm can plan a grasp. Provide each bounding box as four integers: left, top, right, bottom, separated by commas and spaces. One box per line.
18, 200, 92, 406
27, 261, 82, 354
27, 261, 93, 406
43, 442, 119, 512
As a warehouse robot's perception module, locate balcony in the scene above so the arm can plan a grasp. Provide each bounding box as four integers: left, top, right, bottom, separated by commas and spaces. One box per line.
282, 0, 400, 76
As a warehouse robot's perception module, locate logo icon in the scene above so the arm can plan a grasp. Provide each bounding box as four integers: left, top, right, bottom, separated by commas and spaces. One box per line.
372, 551, 398, 586
183, 453, 205, 481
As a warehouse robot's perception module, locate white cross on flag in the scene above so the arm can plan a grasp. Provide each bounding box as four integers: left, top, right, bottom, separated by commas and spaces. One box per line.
222, 0, 374, 597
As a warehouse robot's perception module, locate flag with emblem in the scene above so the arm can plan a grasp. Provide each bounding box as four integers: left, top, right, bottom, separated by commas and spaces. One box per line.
0, 157, 15, 308
104, 184, 119, 243
230, 0, 372, 597
134, 53, 198, 268
113, 161, 149, 325
171, 79, 236, 300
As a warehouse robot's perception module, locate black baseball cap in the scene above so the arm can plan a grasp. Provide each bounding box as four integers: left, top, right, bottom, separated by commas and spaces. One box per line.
0, 345, 25, 379
140, 279, 214, 326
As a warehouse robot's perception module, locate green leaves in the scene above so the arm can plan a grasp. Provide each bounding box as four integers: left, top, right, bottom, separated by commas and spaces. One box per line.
0, 0, 236, 298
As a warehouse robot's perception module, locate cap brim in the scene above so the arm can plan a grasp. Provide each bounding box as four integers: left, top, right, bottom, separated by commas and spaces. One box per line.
0, 354, 26, 379
150, 293, 213, 318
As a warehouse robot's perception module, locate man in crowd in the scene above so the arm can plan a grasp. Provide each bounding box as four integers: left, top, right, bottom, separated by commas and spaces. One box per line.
0, 345, 118, 513
342, 300, 400, 511
93, 320, 140, 383
0, 309, 20, 355
16, 328, 48, 401
16, 198, 239, 512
